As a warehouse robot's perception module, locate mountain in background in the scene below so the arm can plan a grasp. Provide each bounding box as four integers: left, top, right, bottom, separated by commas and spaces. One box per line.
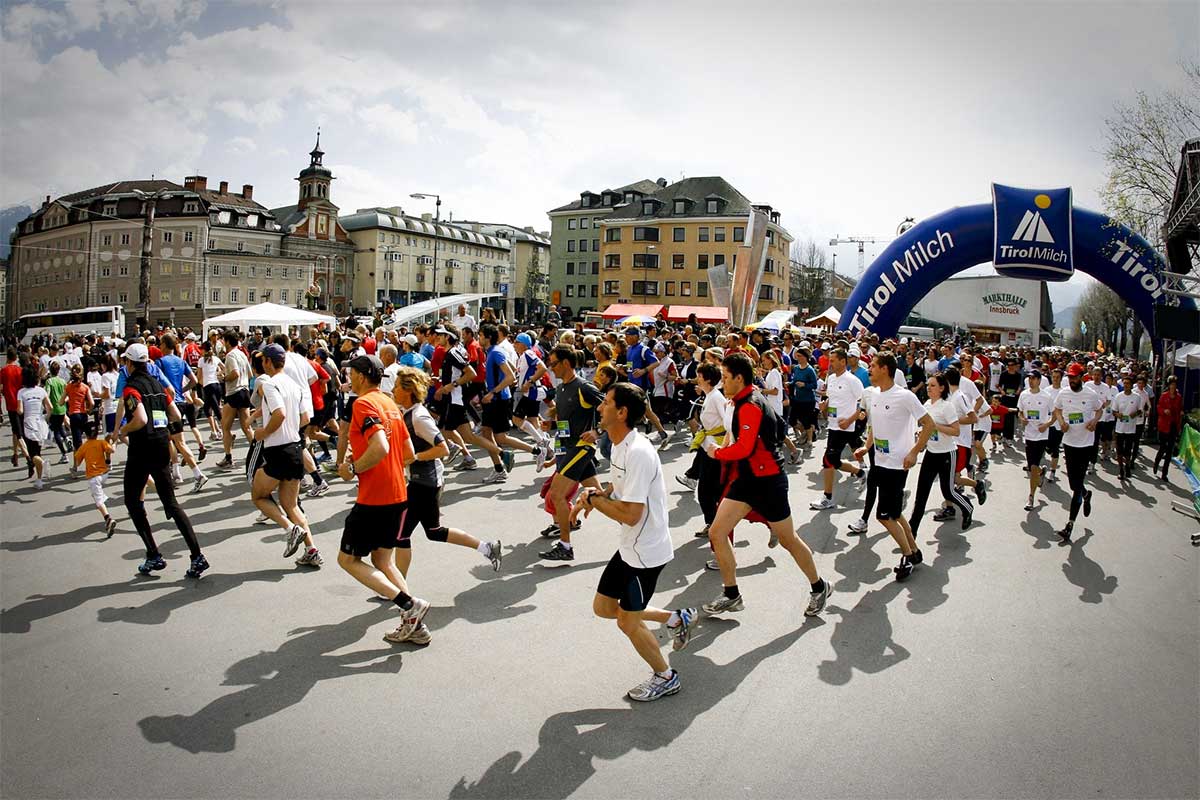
0, 205, 32, 260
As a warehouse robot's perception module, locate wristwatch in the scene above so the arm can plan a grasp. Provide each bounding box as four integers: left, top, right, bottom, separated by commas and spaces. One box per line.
345, 460, 356, 475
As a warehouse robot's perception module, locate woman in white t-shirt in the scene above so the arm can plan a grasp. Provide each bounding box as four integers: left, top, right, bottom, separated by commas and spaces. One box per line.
198, 342, 225, 441
18, 368, 51, 488
907, 373, 974, 535
760, 350, 800, 465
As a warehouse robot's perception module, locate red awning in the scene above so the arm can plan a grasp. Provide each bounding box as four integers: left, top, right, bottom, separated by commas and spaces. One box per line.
666, 305, 729, 323
599, 303, 666, 320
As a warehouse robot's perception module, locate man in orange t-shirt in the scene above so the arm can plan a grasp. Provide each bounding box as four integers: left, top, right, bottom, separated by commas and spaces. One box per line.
335, 354, 433, 646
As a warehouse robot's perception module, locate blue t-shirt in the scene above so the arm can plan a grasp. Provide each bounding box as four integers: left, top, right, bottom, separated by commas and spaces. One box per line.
790, 364, 818, 403
115, 361, 170, 398
157, 354, 189, 398
938, 356, 954, 372
485, 347, 511, 399
420, 343, 435, 362
399, 351, 426, 371
624, 342, 657, 390
852, 365, 870, 387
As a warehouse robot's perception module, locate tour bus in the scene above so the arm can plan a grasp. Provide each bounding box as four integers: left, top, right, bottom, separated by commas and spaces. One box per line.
897, 325, 935, 341
16, 306, 125, 343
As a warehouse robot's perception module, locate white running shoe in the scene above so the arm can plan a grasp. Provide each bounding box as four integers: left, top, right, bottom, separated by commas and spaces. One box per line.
809, 497, 837, 511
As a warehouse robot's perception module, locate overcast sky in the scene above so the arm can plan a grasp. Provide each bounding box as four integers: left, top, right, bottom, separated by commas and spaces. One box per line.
2, 0, 1196, 304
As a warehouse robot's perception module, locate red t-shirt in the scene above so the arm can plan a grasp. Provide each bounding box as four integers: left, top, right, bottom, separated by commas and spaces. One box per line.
349, 389, 409, 506
466, 340, 486, 384
183, 342, 201, 367
362, 338, 378, 356
309, 359, 329, 412
1, 363, 22, 411
989, 403, 1009, 432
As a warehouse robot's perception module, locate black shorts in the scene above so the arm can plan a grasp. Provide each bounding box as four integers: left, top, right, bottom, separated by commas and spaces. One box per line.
1025, 438, 1048, 468
168, 418, 184, 436
790, 400, 817, 428
441, 403, 469, 431
261, 441, 305, 481
823, 428, 858, 469
1097, 420, 1116, 442
175, 401, 197, 429
872, 466, 908, 521
224, 388, 251, 410
398, 482, 442, 544
514, 395, 541, 420
482, 397, 513, 434
202, 384, 223, 417
596, 551, 666, 612
23, 437, 41, 459
556, 443, 598, 483
974, 429, 987, 441
724, 472, 791, 522
339, 395, 358, 424
340, 502, 405, 557
1046, 426, 1063, 457
309, 406, 332, 428
8, 411, 22, 431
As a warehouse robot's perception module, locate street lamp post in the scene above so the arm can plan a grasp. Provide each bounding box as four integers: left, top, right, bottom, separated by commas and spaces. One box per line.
410, 192, 442, 304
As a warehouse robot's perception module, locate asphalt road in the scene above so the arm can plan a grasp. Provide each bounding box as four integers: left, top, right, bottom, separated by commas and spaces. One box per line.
1, 429, 1197, 799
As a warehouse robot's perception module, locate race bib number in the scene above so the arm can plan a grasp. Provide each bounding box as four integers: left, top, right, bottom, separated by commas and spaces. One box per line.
1026, 410, 1040, 420
991, 415, 1002, 424
555, 420, 570, 456
930, 430, 939, 442
875, 437, 890, 454
1005, 388, 1016, 396
827, 405, 837, 418
1067, 411, 1084, 426
151, 408, 168, 429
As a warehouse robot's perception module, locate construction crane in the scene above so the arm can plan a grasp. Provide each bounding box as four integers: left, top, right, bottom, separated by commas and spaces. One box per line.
828, 235, 888, 279
830, 219, 914, 279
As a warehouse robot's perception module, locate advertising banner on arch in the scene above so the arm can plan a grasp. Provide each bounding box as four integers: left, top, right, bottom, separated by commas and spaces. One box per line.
992, 183, 1074, 281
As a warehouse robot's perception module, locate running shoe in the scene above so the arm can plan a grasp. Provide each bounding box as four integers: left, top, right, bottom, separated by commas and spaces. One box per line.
446, 448, 464, 467
487, 539, 503, 572
847, 518, 868, 535
976, 479, 988, 505
216, 455, 234, 470
295, 548, 324, 568
977, 459, 989, 474
670, 608, 696, 651
536, 444, 554, 473
300, 477, 313, 492
314, 452, 331, 465
627, 670, 680, 702
57, 453, 68, 465
1024, 495, 1036, 511
908, 549, 923, 565
1058, 523, 1073, 543
1083, 490, 1093, 518
539, 522, 562, 538
675, 475, 698, 491
768, 530, 779, 548
855, 468, 868, 486
400, 596, 431, 630
33, 478, 44, 490
255, 511, 271, 525
306, 481, 330, 498
809, 497, 837, 511
702, 593, 744, 614
657, 433, 672, 452
105, 517, 117, 537
284, 524, 306, 558
137, 555, 167, 574
185, 554, 210, 578
406, 623, 432, 646
693, 525, 710, 539
193, 474, 209, 493
805, 581, 832, 616
455, 458, 478, 472
198, 443, 207, 461
1046, 471, 1058, 483
480, 468, 508, 484
383, 621, 432, 645
539, 541, 574, 562
932, 506, 956, 521
961, 509, 973, 530
788, 451, 801, 466
704, 559, 721, 571
893, 555, 913, 582
500, 449, 515, 473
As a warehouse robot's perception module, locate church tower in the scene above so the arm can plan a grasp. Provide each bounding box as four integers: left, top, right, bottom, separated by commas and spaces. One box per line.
297, 129, 335, 211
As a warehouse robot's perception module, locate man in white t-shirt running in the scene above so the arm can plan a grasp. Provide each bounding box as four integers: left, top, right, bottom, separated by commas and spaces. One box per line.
1052, 363, 1104, 542
853, 352, 935, 581
574, 382, 691, 702
1017, 370, 1054, 511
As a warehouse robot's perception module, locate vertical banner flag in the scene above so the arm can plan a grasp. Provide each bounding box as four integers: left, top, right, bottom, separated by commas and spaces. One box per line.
992, 184, 1074, 281
729, 208, 770, 328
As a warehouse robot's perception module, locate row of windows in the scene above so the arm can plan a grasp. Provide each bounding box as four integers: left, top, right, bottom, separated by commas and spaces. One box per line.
561, 284, 598, 299
376, 232, 498, 258
565, 261, 599, 275
566, 239, 600, 253
208, 288, 290, 304
566, 217, 603, 230
604, 280, 708, 298
612, 225, 746, 244
210, 264, 293, 278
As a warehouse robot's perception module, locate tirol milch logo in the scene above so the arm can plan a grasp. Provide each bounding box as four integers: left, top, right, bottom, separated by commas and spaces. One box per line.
982, 292, 1028, 316
999, 193, 1067, 263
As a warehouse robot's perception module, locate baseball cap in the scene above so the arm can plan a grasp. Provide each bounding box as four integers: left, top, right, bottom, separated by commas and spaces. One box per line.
848, 346, 861, 358
261, 344, 287, 365
1029, 369, 1043, 379
403, 334, 419, 347
623, 327, 640, 336
185, 332, 198, 340
347, 354, 385, 383
1066, 363, 1086, 378
822, 341, 831, 349
124, 343, 150, 363
515, 333, 534, 347
653, 343, 666, 352
899, 337, 909, 344
434, 326, 459, 342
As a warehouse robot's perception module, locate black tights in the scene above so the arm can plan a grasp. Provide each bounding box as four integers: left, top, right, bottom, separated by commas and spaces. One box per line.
909, 451, 973, 535
123, 446, 200, 560
1154, 431, 1178, 478
858, 448, 877, 521
1064, 445, 1092, 522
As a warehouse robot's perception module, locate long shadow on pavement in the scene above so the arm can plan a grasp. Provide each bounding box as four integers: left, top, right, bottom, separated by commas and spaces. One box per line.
138, 608, 402, 753
817, 582, 910, 685
448, 619, 820, 800
1061, 530, 1118, 603
95, 568, 295, 625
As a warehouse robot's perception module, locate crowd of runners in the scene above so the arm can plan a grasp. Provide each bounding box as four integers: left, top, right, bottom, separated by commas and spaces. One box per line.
0, 307, 1190, 702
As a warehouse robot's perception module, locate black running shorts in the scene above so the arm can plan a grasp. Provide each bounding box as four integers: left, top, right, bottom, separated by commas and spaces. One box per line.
514, 395, 541, 420
482, 396, 513, 434
440, 403, 469, 431
340, 502, 405, 557
823, 428, 858, 470
262, 441, 305, 482
1025, 439, 1048, 468
224, 388, 251, 410
556, 443, 597, 483
873, 465, 908, 521
724, 472, 791, 523
596, 551, 666, 612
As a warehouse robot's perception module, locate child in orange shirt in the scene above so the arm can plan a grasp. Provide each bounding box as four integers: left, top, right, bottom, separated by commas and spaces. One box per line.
74, 422, 117, 537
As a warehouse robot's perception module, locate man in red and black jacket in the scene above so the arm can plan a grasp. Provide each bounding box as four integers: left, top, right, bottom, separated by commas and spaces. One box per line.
700, 352, 831, 618
1153, 375, 1184, 481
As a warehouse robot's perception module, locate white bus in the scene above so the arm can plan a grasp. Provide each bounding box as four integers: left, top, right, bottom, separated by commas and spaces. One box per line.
16, 306, 125, 343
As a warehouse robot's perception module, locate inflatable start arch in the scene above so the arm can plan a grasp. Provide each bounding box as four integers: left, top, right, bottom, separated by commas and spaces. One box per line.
836, 184, 1194, 340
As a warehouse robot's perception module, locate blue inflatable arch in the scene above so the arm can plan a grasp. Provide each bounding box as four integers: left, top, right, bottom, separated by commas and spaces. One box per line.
835, 203, 1193, 340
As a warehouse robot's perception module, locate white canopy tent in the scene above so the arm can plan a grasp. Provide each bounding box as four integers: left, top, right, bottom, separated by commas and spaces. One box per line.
1173, 342, 1200, 368
806, 305, 841, 325
385, 293, 501, 329
201, 303, 337, 337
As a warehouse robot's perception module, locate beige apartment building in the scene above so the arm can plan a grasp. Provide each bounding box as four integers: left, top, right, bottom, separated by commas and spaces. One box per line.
456, 221, 551, 321
598, 176, 792, 318
7, 176, 313, 332
341, 208, 512, 315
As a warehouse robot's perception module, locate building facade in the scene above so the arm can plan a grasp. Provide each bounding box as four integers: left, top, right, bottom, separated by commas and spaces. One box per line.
340, 208, 511, 315
596, 176, 793, 318
6, 177, 313, 332
456, 221, 551, 321
789, 261, 856, 316
546, 178, 663, 317
269, 134, 356, 315
909, 274, 1054, 346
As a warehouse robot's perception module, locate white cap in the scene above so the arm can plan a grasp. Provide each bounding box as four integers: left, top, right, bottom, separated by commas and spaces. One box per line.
822, 341, 831, 349
186, 332, 198, 340
124, 343, 150, 363
404, 334, 419, 346
900, 337, 909, 344
800, 340, 812, 349
848, 346, 862, 358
